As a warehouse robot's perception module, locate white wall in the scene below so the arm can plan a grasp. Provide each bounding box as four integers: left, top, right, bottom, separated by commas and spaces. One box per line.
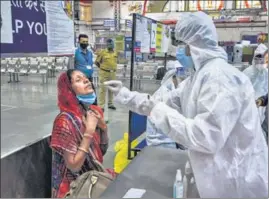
92, 1, 114, 19
217, 27, 268, 41
76, 25, 95, 45
146, 12, 268, 41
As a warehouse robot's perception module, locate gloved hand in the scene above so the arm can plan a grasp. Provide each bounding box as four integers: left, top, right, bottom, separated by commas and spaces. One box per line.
104, 80, 123, 96
104, 80, 156, 116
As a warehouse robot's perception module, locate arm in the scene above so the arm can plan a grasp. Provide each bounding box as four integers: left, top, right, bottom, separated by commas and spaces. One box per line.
88, 51, 93, 67
113, 78, 189, 116
51, 113, 98, 172
95, 50, 103, 68
63, 133, 93, 172
91, 105, 109, 155
149, 79, 242, 154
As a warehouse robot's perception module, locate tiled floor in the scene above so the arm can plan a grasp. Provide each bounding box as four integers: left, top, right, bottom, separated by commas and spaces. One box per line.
1, 73, 158, 168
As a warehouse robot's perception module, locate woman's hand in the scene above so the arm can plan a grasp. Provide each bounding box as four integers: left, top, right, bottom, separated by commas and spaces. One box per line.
256, 98, 263, 107
91, 109, 107, 130
82, 111, 99, 134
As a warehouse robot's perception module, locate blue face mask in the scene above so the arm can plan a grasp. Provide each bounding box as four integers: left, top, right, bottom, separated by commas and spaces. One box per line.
76, 93, 96, 105
176, 48, 194, 68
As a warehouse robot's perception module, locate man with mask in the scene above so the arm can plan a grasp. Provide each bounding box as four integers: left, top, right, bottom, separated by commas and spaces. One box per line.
95, 38, 118, 111
104, 12, 268, 198
75, 34, 97, 105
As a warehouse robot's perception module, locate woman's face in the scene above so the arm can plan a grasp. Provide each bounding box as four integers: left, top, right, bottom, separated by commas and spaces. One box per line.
70, 70, 94, 95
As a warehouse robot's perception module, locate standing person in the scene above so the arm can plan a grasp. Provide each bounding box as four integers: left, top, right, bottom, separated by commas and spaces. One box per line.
104, 12, 268, 198
243, 44, 268, 122
95, 39, 118, 111
50, 70, 115, 198
75, 34, 97, 105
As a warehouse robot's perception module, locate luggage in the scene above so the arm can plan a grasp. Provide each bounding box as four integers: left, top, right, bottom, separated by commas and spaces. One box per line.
65, 161, 114, 198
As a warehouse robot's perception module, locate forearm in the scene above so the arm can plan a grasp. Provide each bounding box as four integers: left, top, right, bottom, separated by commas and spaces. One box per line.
64, 133, 93, 171
114, 87, 152, 116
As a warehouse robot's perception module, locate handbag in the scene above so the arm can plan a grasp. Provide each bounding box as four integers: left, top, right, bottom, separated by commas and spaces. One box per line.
62, 112, 114, 198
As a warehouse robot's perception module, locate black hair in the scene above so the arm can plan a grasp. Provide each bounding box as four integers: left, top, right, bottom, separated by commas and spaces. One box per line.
66, 69, 76, 82
78, 34, 88, 41
106, 38, 113, 43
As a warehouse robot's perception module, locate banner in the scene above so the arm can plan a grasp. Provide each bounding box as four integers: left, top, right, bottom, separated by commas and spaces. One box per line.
1, 0, 47, 53
156, 23, 162, 53
115, 35, 125, 52
1, 0, 75, 55
46, 1, 75, 55
150, 22, 157, 53
161, 24, 169, 53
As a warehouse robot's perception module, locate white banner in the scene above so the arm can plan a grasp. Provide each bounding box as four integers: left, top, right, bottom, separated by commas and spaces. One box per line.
161, 24, 170, 53
1, 1, 13, 44
45, 1, 74, 55
150, 22, 157, 52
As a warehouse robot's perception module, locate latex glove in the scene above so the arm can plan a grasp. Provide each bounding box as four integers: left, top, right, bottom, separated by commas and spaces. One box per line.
113, 86, 157, 116
104, 80, 123, 96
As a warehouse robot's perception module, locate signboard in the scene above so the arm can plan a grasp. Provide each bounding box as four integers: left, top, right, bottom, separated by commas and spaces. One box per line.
134, 15, 169, 54
103, 19, 115, 27
46, 1, 75, 55
1, 0, 47, 53
125, 19, 132, 29
156, 23, 162, 53
150, 22, 157, 53
115, 35, 124, 52
1, 0, 75, 55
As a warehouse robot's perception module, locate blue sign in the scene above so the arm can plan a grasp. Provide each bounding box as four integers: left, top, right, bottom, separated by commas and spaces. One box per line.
103, 19, 115, 27
125, 20, 132, 28
1, 0, 47, 54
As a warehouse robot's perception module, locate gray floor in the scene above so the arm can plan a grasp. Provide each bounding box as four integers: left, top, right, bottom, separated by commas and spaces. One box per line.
1, 73, 158, 168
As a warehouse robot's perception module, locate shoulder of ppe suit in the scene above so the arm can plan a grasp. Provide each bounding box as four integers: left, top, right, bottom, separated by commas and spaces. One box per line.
198, 62, 253, 97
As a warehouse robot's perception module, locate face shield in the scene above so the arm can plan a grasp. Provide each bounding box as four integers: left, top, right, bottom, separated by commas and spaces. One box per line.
253, 44, 268, 71
167, 28, 186, 57
253, 54, 268, 71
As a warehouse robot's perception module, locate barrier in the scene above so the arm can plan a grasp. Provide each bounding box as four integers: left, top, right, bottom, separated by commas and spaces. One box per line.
127, 13, 169, 159
1, 136, 52, 198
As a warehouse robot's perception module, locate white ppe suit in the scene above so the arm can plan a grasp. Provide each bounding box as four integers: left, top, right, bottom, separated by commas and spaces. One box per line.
243, 43, 268, 122
110, 12, 268, 198
146, 61, 183, 147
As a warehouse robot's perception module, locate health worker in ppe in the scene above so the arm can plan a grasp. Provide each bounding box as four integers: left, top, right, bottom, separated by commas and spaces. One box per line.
104, 11, 268, 198
243, 44, 268, 123
146, 61, 186, 149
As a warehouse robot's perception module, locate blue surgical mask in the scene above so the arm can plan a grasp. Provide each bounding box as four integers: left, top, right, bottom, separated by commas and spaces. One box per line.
176, 48, 194, 68
76, 93, 96, 105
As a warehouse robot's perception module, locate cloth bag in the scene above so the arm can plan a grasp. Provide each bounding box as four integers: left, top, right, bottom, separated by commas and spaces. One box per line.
62, 112, 114, 198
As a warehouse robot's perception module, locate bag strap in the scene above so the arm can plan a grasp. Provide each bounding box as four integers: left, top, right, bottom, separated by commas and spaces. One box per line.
60, 112, 105, 171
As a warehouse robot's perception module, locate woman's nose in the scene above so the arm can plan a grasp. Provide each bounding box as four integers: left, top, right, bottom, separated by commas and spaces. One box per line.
83, 78, 89, 84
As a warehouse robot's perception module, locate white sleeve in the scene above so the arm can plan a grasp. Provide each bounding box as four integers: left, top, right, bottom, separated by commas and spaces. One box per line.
114, 87, 154, 116
165, 77, 190, 111
149, 79, 242, 154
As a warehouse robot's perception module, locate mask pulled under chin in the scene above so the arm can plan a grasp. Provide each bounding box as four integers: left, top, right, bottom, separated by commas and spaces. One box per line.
76, 93, 96, 105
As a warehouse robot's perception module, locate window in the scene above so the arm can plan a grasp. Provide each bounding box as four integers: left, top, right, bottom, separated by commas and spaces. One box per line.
189, 0, 224, 11
236, 0, 262, 9
163, 1, 185, 12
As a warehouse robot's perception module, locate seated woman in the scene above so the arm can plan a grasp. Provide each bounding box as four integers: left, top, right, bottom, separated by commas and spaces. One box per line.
50, 69, 114, 198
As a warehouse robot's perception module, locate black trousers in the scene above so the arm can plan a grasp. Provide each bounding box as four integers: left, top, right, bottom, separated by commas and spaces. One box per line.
88, 77, 98, 105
